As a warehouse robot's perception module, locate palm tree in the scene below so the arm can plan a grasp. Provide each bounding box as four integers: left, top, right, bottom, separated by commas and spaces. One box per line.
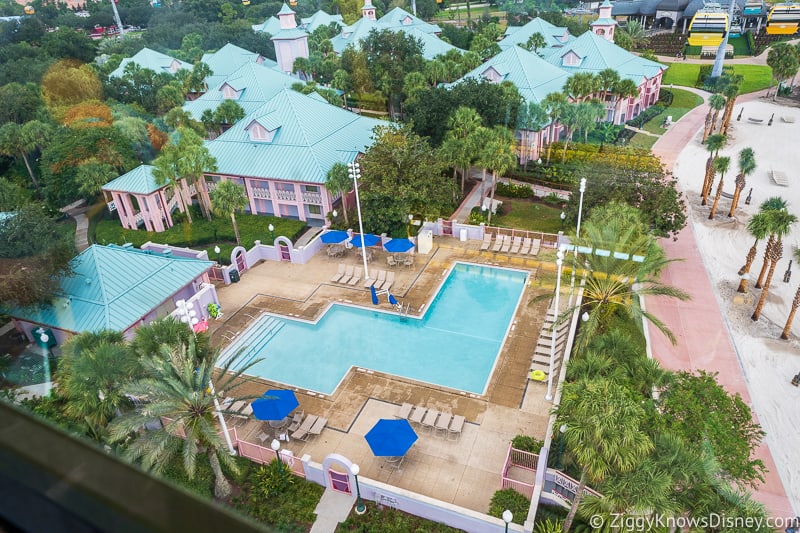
702, 94, 726, 143
443, 106, 482, 194
727, 147, 755, 217
559, 103, 581, 163
543, 92, 568, 164
211, 180, 248, 245
720, 75, 742, 136
737, 211, 773, 293
752, 238, 783, 321
556, 378, 654, 532
472, 125, 494, 204
483, 126, 518, 225
754, 208, 796, 289
781, 282, 800, 339
109, 328, 258, 499
0, 120, 53, 196
701, 134, 726, 205
516, 101, 549, 163
611, 78, 639, 125
325, 162, 351, 226
525, 32, 547, 55
708, 156, 730, 219
563, 72, 598, 103
596, 68, 620, 104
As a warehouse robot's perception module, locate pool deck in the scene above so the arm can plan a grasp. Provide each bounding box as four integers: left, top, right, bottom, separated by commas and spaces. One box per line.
210, 237, 561, 513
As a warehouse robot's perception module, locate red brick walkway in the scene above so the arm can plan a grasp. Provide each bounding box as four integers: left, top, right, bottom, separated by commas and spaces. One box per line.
648, 91, 793, 517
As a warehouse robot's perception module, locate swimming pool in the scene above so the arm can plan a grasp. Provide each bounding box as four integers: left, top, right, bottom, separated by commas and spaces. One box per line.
220, 263, 528, 395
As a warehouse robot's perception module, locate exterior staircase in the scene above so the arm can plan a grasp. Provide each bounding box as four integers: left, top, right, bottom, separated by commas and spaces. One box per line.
531, 302, 571, 378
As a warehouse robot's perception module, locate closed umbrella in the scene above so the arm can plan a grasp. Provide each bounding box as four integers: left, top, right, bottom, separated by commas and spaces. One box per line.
320, 230, 349, 244
365, 418, 418, 457
350, 233, 379, 248
384, 238, 415, 253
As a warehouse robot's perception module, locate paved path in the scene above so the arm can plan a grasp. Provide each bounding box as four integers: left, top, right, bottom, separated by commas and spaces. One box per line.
648, 89, 793, 517
68, 210, 90, 252
309, 488, 355, 533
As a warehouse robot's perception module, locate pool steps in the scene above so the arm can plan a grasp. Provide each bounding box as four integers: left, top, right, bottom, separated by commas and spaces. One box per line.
220, 315, 285, 369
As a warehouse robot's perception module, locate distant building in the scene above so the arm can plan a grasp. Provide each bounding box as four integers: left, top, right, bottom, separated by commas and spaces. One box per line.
109, 48, 191, 78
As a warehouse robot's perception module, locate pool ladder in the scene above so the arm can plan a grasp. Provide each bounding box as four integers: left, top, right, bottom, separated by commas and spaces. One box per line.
398, 301, 411, 318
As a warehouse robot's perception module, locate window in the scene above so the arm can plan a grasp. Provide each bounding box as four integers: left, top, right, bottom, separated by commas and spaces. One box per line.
248, 122, 277, 142
308, 205, 322, 215
303, 185, 319, 193
221, 83, 242, 100
562, 52, 582, 67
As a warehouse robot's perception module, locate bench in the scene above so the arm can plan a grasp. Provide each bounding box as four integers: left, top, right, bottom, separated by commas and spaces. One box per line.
747, 117, 764, 124
782, 116, 796, 123
771, 170, 790, 187
721, 191, 734, 199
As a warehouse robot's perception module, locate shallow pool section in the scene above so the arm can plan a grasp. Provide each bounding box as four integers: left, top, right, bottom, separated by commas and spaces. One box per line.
220, 263, 527, 395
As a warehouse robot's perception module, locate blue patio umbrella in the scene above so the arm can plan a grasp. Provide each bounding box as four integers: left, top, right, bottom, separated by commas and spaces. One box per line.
384, 238, 415, 253
365, 418, 418, 457
251, 389, 299, 421
320, 230, 349, 244
350, 233, 380, 248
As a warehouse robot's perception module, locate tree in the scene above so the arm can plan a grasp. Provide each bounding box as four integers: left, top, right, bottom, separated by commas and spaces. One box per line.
109, 326, 256, 500
40, 59, 103, 121
556, 378, 653, 532
0, 204, 75, 308
702, 93, 726, 143
737, 211, 772, 293
766, 42, 800, 100
563, 72, 598, 103
0, 120, 53, 196
516, 101, 549, 163
596, 68, 620, 104
781, 281, 800, 339
618, 20, 649, 49
325, 162, 351, 226
575, 101, 605, 143
701, 134, 726, 205
0, 82, 43, 124
210, 180, 248, 245
543, 92, 568, 164
212, 100, 245, 135
41, 27, 97, 63
525, 32, 547, 55
75, 158, 117, 200
727, 147, 755, 217
559, 103, 581, 162
360, 29, 424, 118
441, 106, 482, 194
483, 126, 518, 225
708, 155, 730, 220
720, 74, 742, 136
754, 208, 796, 290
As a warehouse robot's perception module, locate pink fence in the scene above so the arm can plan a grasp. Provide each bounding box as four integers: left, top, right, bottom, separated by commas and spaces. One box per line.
237, 440, 305, 478
501, 444, 538, 499
209, 266, 225, 281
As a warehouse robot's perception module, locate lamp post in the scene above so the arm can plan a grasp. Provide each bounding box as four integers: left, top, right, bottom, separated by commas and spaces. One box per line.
546, 246, 565, 401
569, 178, 587, 305
560, 210, 566, 229
347, 161, 370, 280
351, 463, 366, 515
271, 439, 283, 471
557, 423, 567, 469
502, 509, 513, 533
38, 332, 52, 397
214, 245, 221, 264
268, 223, 275, 243
175, 300, 236, 455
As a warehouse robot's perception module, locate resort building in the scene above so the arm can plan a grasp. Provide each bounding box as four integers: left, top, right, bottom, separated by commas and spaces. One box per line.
199, 42, 273, 91
6, 244, 218, 347
108, 47, 191, 78
611, 0, 766, 33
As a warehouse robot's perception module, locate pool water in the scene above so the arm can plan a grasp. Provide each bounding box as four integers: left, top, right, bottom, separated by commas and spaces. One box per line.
220, 263, 528, 394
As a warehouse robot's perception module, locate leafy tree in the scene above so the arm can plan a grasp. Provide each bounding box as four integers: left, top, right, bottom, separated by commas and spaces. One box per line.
0, 204, 75, 308
325, 162, 351, 226
339, 46, 373, 96
482, 126, 518, 225
41, 59, 103, 121
213, 100, 245, 134
0, 178, 31, 211
41, 27, 97, 63
210, 180, 248, 245
516, 101, 549, 162
63, 101, 114, 128
109, 327, 257, 500
595, 68, 620, 103
611, 78, 639, 124
0, 120, 53, 196
659, 371, 766, 486
542, 92, 568, 164
0, 82, 44, 124
360, 29, 424, 118
618, 20, 649, 49
114, 116, 153, 162
360, 123, 453, 234
766, 42, 799, 99
563, 72, 598, 102
156, 81, 186, 115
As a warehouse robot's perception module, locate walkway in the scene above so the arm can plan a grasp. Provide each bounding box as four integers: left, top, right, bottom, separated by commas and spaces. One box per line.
68, 209, 90, 252
309, 489, 354, 533
648, 89, 793, 516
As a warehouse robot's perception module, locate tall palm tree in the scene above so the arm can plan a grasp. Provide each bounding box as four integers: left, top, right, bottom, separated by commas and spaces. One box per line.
708, 156, 730, 219
611, 79, 639, 124
701, 134, 726, 205
109, 329, 258, 499
559, 103, 581, 163
702, 94, 726, 143
563, 72, 598, 103
543, 92, 568, 164
727, 147, 756, 217
752, 238, 783, 321
556, 378, 654, 532
0, 120, 53, 196
325, 162, 351, 226
596, 68, 620, 104
516, 101, 549, 163
781, 282, 800, 339
483, 126, 518, 225
754, 208, 796, 289
443, 106, 482, 194
737, 211, 772, 292
720, 75, 742, 136
211, 180, 248, 245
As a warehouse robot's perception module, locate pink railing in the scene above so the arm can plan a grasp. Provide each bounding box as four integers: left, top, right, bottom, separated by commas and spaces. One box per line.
209, 266, 225, 281
501, 444, 538, 500
237, 440, 305, 478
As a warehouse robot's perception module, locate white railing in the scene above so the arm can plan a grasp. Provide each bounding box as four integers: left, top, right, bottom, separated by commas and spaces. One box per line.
251, 187, 271, 199
134, 212, 144, 226
302, 192, 322, 204
275, 190, 295, 201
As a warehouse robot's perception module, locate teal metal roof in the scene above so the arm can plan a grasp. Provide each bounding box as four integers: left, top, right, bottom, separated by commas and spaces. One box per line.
378, 7, 441, 33
109, 48, 191, 78
331, 17, 457, 59
183, 62, 298, 121
301, 10, 343, 32
457, 45, 569, 104
102, 165, 163, 195
204, 88, 385, 184
331, 17, 379, 53
277, 3, 295, 15
8, 245, 214, 334
201, 43, 274, 89
593, 17, 618, 25
542, 31, 664, 85
252, 16, 282, 35
270, 28, 308, 40
500, 17, 574, 50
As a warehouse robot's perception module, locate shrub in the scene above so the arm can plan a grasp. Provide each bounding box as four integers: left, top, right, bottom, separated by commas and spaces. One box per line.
542, 192, 564, 207
512, 434, 544, 452
625, 105, 664, 128
468, 206, 488, 225
488, 488, 530, 524
496, 181, 535, 198
249, 460, 293, 500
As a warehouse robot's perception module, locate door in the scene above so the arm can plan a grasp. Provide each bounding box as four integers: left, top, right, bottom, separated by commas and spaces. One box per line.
235, 250, 247, 273
328, 468, 351, 494
279, 244, 291, 261
441, 220, 453, 237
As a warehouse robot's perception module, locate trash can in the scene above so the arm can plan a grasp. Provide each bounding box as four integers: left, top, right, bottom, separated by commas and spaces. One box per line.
229, 269, 240, 283
459, 229, 468, 242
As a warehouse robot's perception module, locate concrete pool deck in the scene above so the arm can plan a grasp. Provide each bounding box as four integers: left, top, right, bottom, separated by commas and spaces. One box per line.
210, 238, 562, 512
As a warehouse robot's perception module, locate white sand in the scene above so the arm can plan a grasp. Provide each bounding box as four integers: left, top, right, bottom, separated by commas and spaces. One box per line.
672, 98, 800, 515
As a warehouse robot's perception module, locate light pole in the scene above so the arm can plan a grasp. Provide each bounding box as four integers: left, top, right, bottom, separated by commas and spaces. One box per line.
560, 210, 566, 229
502, 509, 513, 533
556, 423, 567, 469
569, 178, 587, 305
546, 246, 565, 401
268, 223, 275, 243
214, 245, 221, 264
576, 178, 586, 239
351, 463, 366, 515
175, 300, 236, 455
347, 161, 370, 280
271, 439, 283, 471
38, 332, 52, 397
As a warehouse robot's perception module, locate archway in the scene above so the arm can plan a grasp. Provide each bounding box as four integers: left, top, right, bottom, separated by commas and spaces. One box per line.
321, 453, 356, 495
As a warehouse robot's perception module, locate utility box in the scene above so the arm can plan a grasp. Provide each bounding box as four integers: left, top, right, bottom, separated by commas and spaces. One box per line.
229, 269, 240, 283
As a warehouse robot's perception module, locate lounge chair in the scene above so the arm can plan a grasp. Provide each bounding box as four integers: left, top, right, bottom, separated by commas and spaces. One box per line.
448, 415, 465, 441
480, 233, 492, 251
380, 271, 395, 291
529, 238, 541, 256
510, 236, 522, 254
409, 406, 426, 425
338, 265, 354, 284
287, 411, 305, 433
331, 263, 346, 283
500, 235, 511, 253
387, 255, 398, 267
290, 414, 318, 440
347, 266, 363, 286
491, 235, 503, 252
364, 269, 385, 288
421, 409, 439, 433
434, 412, 452, 437
396, 402, 413, 419
305, 417, 328, 440
520, 238, 532, 255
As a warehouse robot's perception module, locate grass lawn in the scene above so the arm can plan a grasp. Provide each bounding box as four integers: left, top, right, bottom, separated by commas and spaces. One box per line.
662, 63, 773, 93
338, 502, 462, 532
492, 198, 564, 233
93, 212, 307, 265
627, 133, 658, 150
641, 88, 704, 135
